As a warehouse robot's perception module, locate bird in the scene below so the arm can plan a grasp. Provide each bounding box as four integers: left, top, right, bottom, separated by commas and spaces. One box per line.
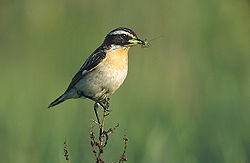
48, 27, 145, 121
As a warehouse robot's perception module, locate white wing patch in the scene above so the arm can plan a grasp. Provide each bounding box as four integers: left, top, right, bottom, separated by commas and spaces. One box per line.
82, 70, 87, 75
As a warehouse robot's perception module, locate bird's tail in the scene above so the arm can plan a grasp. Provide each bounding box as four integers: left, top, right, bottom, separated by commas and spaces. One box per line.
48, 94, 67, 108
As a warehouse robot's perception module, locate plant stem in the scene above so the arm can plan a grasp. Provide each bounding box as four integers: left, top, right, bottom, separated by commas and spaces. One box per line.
97, 110, 107, 163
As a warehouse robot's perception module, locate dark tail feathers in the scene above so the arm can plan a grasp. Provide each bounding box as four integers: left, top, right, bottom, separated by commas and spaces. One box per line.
48, 94, 66, 108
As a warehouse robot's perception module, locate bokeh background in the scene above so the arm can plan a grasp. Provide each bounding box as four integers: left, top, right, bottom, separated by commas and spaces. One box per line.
0, 0, 249, 162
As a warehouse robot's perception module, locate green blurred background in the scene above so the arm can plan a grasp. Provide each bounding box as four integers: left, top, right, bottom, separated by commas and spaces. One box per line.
0, 0, 249, 162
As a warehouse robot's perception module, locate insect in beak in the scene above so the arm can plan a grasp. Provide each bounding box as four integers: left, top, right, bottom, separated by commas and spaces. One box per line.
140, 39, 150, 48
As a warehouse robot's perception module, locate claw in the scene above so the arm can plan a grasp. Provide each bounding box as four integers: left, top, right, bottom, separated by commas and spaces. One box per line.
99, 100, 110, 111
104, 112, 110, 117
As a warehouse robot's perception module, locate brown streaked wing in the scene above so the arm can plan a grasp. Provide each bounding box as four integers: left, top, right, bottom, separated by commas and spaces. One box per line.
65, 47, 106, 92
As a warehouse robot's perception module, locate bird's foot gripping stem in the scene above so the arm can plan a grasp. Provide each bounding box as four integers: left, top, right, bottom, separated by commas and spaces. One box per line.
99, 98, 111, 113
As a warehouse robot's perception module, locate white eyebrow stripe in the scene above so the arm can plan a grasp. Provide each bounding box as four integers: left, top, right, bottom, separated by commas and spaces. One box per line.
109, 30, 136, 38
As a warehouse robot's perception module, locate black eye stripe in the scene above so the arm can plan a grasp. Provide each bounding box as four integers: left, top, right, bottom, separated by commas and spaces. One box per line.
104, 33, 134, 46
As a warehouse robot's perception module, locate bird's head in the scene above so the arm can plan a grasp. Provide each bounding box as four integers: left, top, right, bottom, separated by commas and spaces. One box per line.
103, 27, 145, 50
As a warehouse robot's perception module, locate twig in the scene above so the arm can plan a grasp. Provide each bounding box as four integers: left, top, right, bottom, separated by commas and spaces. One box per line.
90, 108, 121, 163
117, 134, 128, 163
106, 123, 120, 136
90, 125, 98, 161
64, 140, 70, 163
96, 110, 105, 162
63, 103, 129, 163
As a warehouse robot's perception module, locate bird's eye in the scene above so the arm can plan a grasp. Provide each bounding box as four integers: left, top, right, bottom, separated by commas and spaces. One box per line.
121, 34, 126, 38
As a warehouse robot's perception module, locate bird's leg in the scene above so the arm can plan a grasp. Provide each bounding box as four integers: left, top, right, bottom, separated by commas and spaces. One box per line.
98, 97, 110, 142
94, 102, 101, 126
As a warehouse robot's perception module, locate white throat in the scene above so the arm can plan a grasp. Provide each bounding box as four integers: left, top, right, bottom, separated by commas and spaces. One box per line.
109, 44, 124, 51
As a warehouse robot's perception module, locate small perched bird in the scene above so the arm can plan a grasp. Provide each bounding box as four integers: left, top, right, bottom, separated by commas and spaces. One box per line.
48, 27, 145, 115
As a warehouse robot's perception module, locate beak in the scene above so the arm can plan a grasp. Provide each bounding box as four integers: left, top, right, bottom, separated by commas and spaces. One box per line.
128, 38, 145, 46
